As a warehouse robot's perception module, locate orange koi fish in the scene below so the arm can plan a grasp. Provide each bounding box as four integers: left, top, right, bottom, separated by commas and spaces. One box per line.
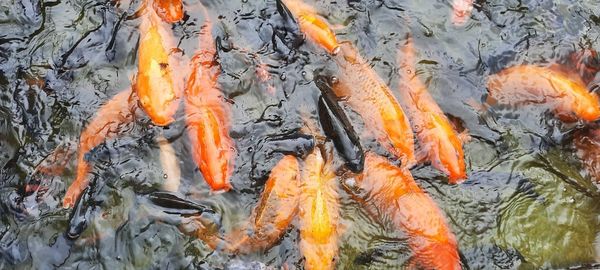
451, 0, 474, 26
63, 89, 135, 208
194, 155, 300, 253
397, 38, 466, 183
331, 44, 416, 165
135, 7, 182, 126
487, 65, 600, 122
298, 147, 339, 270
279, 0, 340, 54
346, 153, 461, 270
185, 7, 235, 191
152, 0, 184, 23
573, 127, 600, 182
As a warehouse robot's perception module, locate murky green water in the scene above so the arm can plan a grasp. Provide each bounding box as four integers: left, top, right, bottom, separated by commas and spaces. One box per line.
1, 0, 599, 269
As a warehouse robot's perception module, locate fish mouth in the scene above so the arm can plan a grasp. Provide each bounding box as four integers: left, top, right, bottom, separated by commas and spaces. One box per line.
313, 72, 336, 91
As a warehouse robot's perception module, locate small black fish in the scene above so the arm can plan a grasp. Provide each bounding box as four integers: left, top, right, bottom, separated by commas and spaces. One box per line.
316, 75, 365, 173
147, 191, 213, 217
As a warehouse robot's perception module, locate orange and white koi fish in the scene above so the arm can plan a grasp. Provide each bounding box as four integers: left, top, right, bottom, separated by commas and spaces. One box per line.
152, 0, 183, 23
397, 37, 467, 183
345, 153, 461, 270
194, 155, 300, 253
298, 147, 339, 270
573, 127, 600, 182
451, 0, 474, 26
135, 6, 183, 126
63, 89, 135, 208
332, 44, 416, 165
185, 6, 235, 191
487, 65, 600, 122
279, 0, 340, 54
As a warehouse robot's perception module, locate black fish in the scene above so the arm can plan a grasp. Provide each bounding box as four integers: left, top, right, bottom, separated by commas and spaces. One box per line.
147, 191, 214, 217
315, 75, 365, 173
66, 187, 94, 239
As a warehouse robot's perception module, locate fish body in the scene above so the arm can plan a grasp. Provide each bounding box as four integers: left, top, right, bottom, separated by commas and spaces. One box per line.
397, 38, 466, 183
185, 14, 235, 192
346, 153, 461, 270
316, 78, 364, 172
63, 89, 135, 208
332, 44, 416, 165
190, 156, 299, 253
152, 0, 184, 23
135, 9, 182, 126
280, 0, 340, 54
298, 149, 339, 270
487, 65, 600, 122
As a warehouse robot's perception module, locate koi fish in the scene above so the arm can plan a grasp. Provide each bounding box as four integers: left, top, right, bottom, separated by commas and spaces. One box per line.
330, 44, 416, 165
278, 0, 340, 54
298, 147, 339, 270
344, 153, 461, 270
487, 65, 600, 122
316, 76, 364, 173
573, 127, 600, 182
204, 155, 300, 253
397, 37, 466, 183
451, 0, 474, 26
135, 7, 182, 126
185, 7, 235, 191
152, 0, 184, 23
63, 89, 135, 208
